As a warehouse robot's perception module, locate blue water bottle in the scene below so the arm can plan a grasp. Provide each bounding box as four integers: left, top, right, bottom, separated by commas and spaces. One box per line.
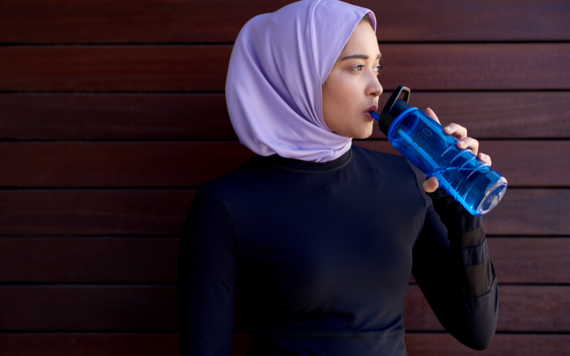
369, 85, 507, 216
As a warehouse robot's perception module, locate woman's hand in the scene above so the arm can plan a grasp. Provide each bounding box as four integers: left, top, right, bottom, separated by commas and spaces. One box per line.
422, 107, 493, 193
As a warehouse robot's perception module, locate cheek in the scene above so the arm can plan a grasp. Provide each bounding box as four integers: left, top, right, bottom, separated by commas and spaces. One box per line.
326, 77, 358, 111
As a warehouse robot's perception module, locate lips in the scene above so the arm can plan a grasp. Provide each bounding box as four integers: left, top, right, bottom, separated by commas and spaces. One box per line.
365, 105, 378, 113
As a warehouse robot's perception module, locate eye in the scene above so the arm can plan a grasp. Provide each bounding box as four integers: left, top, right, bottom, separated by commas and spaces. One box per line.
375, 65, 384, 75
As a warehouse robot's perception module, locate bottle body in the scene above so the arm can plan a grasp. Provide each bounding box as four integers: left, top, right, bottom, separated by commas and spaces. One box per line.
387, 107, 507, 216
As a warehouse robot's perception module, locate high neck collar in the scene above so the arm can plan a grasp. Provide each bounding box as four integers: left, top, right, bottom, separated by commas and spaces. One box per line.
261, 148, 353, 173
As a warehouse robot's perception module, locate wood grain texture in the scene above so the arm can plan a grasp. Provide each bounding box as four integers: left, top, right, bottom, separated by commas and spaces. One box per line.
355, 140, 570, 187
0, 93, 237, 140
1, 0, 569, 43
0, 190, 196, 236
0, 142, 255, 187
0, 333, 570, 356
0, 285, 568, 332
0, 237, 567, 284
0, 333, 569, 356
2, 92, 569, 140
1, 189, 569, 236
0, 141, 566, 187
1, 44, 569, 91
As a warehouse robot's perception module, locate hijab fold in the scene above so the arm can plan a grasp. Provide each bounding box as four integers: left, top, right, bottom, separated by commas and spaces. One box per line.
225, 0, 376, 162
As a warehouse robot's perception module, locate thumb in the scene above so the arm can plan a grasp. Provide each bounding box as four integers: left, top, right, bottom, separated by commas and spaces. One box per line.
423, 176, 439, 193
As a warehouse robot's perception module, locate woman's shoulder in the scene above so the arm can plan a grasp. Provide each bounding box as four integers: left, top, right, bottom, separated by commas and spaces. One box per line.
198, 154, 278, 204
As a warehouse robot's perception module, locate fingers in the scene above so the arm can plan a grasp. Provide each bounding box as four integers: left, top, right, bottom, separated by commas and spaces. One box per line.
456, 137, 479, 155
425, 107, 441, 125
443, 123, 467, 140
426, 116, 493, 167
478, 152, 492, 166
422, 176, 439, 193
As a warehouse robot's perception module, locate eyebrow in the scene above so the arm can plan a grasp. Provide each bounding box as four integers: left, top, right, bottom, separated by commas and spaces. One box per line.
340, 53, 382, 61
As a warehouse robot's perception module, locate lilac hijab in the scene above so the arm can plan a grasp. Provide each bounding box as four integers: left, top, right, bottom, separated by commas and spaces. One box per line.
225, 0, 377, 162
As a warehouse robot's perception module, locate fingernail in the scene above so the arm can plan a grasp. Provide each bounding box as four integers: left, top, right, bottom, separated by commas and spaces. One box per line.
431, 179, 436, 187
444, 126, 451, 130
459, 140, 465, 145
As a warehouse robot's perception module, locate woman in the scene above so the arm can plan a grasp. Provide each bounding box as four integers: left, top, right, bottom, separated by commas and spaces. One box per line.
177, 0, 498, 355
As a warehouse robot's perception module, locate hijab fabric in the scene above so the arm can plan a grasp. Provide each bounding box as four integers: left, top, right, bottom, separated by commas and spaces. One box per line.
225, 0, 377, 162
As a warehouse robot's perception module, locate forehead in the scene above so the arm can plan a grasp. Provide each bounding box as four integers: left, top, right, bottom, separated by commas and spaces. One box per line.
338, 22, 380, 59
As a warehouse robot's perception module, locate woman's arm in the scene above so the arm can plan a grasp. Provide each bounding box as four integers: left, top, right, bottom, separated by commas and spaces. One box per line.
408, 108, 498, 350
177, 185, 239, 355
411, 186, 498, 350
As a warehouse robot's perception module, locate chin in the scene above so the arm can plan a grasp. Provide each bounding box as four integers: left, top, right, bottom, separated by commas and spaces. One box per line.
352, 126, 374, 139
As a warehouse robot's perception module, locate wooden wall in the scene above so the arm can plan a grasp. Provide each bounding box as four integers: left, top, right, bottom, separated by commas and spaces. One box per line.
1, 0, 569, 354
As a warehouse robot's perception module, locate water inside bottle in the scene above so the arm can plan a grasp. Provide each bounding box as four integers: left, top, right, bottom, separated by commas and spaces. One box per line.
388, 111, 507, 215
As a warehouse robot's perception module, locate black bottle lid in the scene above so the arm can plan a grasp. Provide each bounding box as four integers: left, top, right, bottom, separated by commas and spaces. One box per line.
378, 85, 413, 136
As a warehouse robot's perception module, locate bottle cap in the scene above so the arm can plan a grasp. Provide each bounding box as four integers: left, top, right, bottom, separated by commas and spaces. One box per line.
376, 85, 413, 136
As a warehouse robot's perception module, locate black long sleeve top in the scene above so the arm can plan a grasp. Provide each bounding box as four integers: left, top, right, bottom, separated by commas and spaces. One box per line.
177, 144, 498, 356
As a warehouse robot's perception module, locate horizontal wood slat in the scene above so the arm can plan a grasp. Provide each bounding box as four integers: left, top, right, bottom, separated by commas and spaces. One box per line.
1, 333, 568, 356
0, 190, 196, 236
1, 189, 569, 236
2, 92, 569, 140
0, 237, 567, 284
0, 142, 256, 187
404, 333, 570, 356
355, 140, 570, 187
0, 285, 568, 332
0, 94, 238, 140
1, 44, 569, 91
2, 0, 569, 43
0, 141, 567, 187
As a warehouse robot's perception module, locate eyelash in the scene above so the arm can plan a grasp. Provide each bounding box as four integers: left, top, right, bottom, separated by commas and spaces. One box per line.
352, 65, 384, 74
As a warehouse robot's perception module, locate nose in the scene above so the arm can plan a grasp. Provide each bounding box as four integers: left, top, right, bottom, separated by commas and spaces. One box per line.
366, 72, 383, 98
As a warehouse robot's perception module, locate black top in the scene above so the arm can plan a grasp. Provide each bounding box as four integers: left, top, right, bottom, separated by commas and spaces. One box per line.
177, 144, 498, 356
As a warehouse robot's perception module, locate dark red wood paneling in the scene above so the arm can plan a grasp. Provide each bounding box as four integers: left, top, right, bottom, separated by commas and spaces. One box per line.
0, 333, 569, 356
0, 93, 237, 140
1, 189, 568, 236
2, 0, 569, 43
1, 45, 569, 91
0, 142, 256, 187
0, 141, 566, 187
355, 140, 570, 187
0, 285, 568, 332
0, 237, 567, 284
2, 92, 569, 140
0, 190, 196, 236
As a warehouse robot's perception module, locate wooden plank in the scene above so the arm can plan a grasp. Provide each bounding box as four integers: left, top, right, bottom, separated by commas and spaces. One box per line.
0, 141, 568, 187
2, 92, 569, 140
0, 189, 569, 236
487, 238, 570, 284
0, 190, 196, 236
1, 44, 569, 91
355, 140, 570, 187
403, 285, 570, 332
0, 238, 180, 283
0, 142, 255, 187
1, 237, 568, 284
0, 46, 231, 92
2, 0, 569, 43
370, 91, 570, 140
0, 93, 237, 140
0, 285, 568, 332
0, 333, 568, 356
482, 189, 570, 236
404, 333, 570, 356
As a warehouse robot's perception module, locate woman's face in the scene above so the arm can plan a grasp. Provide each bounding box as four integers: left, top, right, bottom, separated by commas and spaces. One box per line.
322, 21, 383, 139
